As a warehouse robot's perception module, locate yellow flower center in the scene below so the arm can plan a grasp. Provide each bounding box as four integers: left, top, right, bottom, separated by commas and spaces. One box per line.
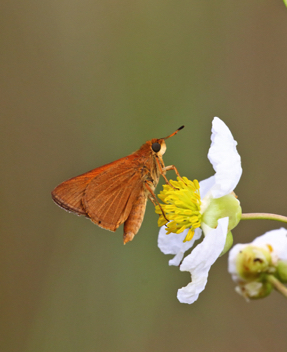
155, 177, 201, 242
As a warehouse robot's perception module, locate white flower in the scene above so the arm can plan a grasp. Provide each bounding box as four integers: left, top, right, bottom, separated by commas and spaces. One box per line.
228, 228, 287, 299
157, 117, 242, 304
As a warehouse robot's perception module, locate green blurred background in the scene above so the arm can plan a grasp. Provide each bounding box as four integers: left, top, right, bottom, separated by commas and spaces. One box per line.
1, 1, 287, 351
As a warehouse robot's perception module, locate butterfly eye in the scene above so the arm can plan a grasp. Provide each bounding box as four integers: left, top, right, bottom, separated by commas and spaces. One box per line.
152, 142, 161, 153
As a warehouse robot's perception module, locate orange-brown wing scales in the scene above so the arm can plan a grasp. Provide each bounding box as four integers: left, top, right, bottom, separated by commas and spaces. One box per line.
86, 185, 128, 230
83, 167, 143, 231
51, 174, 93, 215
51, 154, 139, 216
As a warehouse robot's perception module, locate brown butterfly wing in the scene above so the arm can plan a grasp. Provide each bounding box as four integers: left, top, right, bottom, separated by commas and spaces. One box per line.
83, 165, 144, 231
51, 155, 136, 216
52, 172, 95, 216
51, 154, 145, 232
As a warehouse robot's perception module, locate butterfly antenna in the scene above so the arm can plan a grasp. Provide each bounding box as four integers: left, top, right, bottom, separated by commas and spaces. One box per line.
163, 125, 184, 140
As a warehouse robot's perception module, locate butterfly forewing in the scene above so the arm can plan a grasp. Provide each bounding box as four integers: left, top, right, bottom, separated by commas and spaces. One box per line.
52, 174, 92, 215
52, 155, 133, 214
52, 153, 146, 232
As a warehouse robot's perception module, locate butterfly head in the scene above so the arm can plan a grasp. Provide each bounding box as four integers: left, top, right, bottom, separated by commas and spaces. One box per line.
150, 125, 184, 156
150, 139, 167, 156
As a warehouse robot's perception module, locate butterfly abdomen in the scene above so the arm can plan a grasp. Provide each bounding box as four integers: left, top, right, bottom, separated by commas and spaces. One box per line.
123, 189, 148, 244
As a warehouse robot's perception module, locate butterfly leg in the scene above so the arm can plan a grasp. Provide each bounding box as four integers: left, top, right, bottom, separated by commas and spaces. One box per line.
144, 181, 169, 223
162, 164, 183, 179
163, 164, 187, 186
155, 158, 175, 187
155, 158, 185, 188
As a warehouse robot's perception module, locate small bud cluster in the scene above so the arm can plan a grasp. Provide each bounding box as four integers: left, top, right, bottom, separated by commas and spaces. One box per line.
228, 229, 287, 300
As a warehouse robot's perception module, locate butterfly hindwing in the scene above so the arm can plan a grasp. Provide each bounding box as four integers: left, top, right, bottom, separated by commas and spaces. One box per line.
83, 165, 144, 231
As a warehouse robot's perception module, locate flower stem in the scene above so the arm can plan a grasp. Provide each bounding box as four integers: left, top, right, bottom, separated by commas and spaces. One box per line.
241, 213, 287, 224
266, 275, 287, 298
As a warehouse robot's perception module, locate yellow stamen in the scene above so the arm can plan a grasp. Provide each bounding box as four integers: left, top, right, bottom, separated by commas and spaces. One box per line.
155, 177, 201, 242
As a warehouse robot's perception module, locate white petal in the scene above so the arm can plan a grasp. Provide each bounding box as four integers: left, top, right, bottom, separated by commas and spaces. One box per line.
252, 228, 287, 262
199, 175, 215, 200
158, 226, 202, 266
228, 243, 248, 282
168, 251, 187, 267
177, 217, 229, 304
207, 117, 242, 198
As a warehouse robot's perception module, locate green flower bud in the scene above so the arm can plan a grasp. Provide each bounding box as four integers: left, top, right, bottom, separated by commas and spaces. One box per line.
202, 194, 242, 231
239, 280, 273, 300
235, 246, 272, 281
276, 260, 287, 283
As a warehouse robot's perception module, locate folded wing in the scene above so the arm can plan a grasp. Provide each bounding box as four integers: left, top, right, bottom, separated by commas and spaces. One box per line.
83, 166, 143, 231
51, 155, 144, 232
